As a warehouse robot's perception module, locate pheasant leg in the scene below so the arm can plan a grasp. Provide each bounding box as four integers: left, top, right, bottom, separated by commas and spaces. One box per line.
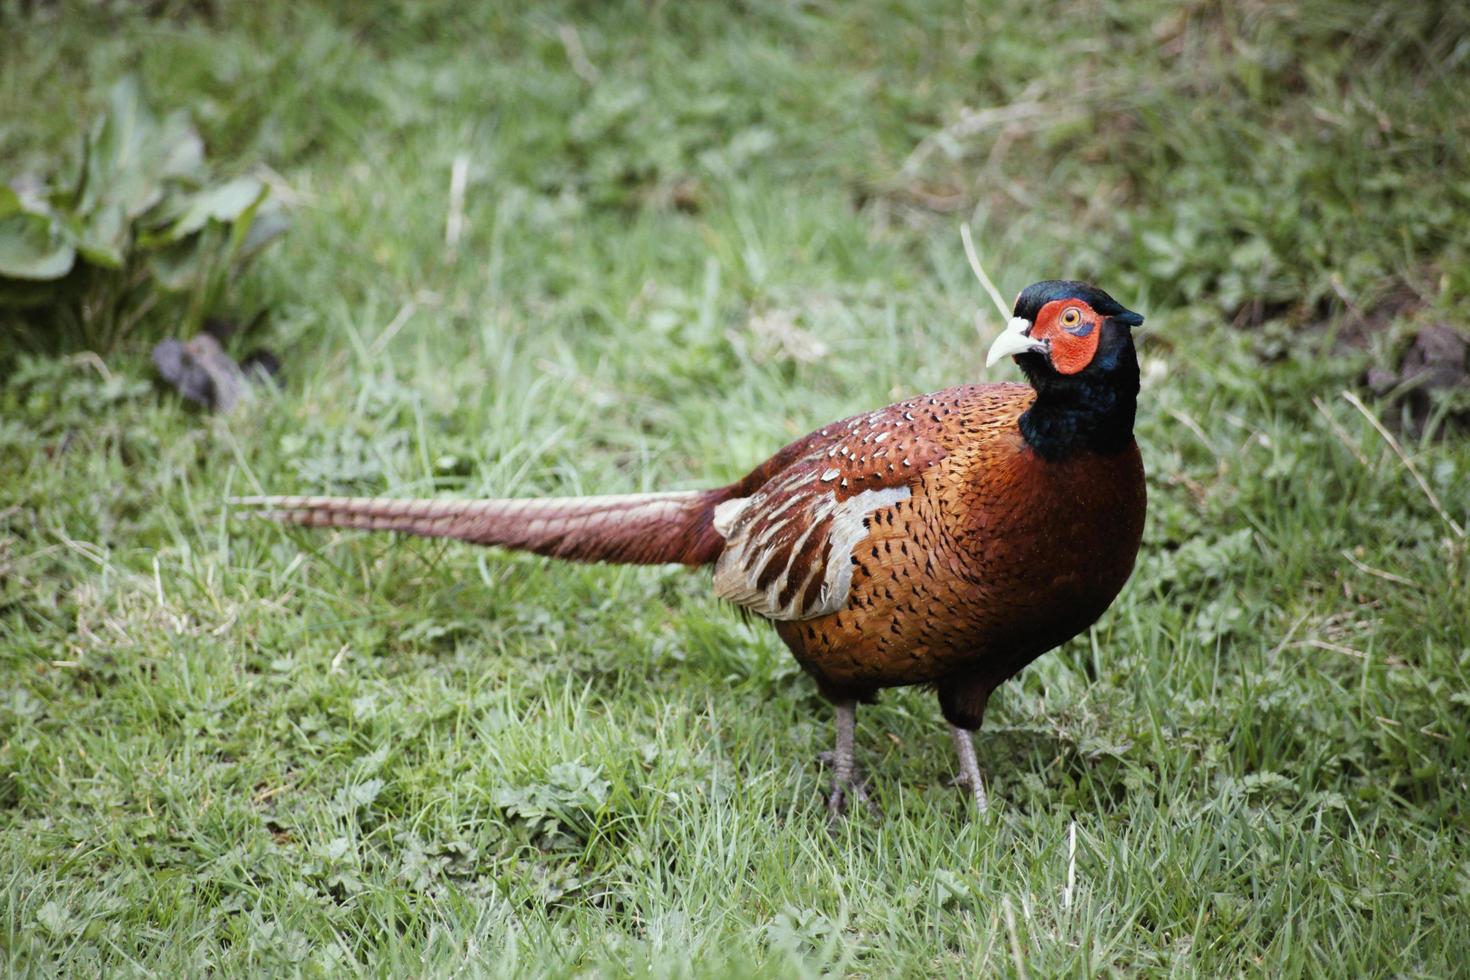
949, 724, 990, 813
824, 700, 876, 820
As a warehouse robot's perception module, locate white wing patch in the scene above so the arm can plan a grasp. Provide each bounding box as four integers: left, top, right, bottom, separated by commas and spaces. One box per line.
712, 484, 910, 620
808, 485, 912, 614
712, 497, 748, 538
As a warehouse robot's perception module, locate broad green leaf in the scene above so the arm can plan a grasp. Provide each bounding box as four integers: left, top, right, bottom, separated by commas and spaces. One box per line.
0, 211, 76, 281
147, 235, 208, 292
73, 200, 128, 269
0, 182, 57, 220
163, 178, 267, 241
157, 109, 206, 181
80, 75, 181, 221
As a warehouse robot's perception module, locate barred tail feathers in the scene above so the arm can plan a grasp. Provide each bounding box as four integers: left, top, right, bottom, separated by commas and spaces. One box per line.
232, 488, 733, 566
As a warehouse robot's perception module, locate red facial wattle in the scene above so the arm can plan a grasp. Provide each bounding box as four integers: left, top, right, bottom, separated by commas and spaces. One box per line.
1029, 298, 1102, 375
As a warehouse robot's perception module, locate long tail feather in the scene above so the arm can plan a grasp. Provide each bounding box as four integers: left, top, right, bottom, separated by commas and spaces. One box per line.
232, 488, 735, 566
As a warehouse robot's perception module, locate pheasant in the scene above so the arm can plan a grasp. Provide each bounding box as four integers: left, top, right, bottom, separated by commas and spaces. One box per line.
236, 280, 1147, 818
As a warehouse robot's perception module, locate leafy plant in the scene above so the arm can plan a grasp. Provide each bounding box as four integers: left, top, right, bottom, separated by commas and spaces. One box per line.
0, 76, 285, 354
492, 762, 611, 849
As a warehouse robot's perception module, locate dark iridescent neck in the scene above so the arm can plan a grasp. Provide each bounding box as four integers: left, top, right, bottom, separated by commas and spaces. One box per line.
1018, 342, 1139, 461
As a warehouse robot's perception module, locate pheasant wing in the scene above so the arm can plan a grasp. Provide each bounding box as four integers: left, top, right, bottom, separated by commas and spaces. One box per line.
711, 400, 948, 621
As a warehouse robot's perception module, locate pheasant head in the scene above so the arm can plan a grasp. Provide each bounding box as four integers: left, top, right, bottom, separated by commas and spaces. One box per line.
986, 280, 1146, 458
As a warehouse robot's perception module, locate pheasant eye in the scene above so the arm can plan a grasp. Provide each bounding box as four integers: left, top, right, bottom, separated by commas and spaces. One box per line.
1060, 307, 1093, 337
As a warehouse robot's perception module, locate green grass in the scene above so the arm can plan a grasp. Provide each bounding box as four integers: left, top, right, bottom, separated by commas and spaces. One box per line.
3, 1, 1470, 974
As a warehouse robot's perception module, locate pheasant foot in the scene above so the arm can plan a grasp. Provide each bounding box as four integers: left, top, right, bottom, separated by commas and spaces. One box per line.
823, 701, 879, 821
949, 724, 990, 813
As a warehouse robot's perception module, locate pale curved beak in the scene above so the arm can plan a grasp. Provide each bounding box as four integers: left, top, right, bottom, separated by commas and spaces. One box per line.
985, 316, 1044, 368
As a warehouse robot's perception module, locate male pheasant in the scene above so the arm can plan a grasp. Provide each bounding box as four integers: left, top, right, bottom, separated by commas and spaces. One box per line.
237, 280, 1147, 817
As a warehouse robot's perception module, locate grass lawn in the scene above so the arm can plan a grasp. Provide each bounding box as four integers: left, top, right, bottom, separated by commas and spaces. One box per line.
3, 1, 1469, 974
